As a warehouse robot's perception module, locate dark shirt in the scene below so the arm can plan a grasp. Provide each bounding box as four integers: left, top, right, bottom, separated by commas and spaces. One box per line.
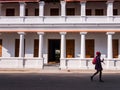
95, 56, 103, 71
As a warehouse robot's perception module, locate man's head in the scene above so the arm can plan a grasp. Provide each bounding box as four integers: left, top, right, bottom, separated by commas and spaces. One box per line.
96, 51, 101, 56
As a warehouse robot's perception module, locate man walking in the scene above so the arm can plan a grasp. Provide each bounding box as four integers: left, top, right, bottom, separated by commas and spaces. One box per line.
91, 51, 104, 82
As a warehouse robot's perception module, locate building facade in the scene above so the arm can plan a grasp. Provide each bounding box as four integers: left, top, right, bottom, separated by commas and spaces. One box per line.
0, 0, 120, 70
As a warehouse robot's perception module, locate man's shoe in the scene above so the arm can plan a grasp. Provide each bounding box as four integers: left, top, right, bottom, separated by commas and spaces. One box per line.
90, 76, 93, 81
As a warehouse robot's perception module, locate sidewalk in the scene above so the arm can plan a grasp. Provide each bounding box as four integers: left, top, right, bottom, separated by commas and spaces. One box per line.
0, 68, 120, 74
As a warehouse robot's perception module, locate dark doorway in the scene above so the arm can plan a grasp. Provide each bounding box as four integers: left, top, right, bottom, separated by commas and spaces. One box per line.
48, 39, 60, 63
85, 39, 94, 58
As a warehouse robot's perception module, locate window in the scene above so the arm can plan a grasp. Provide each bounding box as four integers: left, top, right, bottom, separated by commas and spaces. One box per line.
95, 9, 104, 16
15, 39, 19, 57
34, 39, 39, 57
6, 8, 15, 16
25, 8, 28, 16
0, 39, 2, 57
15, 39, 25, 57
35, 8, 39, 16
66, 8, 75, 16
113, 39, 119, 58
50, 8, 59, 16
86, 9, 92, 16
113, 9, 118, 15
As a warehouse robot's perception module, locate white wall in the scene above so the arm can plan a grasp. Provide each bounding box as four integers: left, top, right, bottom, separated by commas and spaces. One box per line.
0, 32, 39, 57
25, 33, 38, 57
66, 32, 80, 57
2, 3, 19, 16
87, 2, 107, 15
113, 32, 120, 57
1, 33, 18, 57
114, 1, 120, 15
44, 3, 61, 16
0, 32, 120, 63
86, 32, 107, 57
66, 2, 80, 15
44, 32, 60, 63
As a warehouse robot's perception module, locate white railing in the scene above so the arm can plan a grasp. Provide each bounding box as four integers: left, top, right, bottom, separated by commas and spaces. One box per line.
60, 58, 120, 70
0, 16, 120, 24
0, 57, 120, 70
0, 57, 43, 68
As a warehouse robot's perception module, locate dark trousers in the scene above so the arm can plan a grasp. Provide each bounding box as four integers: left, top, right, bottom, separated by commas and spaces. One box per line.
92, 70, 102, 80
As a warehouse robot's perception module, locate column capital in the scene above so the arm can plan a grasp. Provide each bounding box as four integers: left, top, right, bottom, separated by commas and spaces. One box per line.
39, 1, 45, 5
106, 0, 114, 3
60, 32, 67, 35
37, 32, 44, 35
106, 32, 115, 35
80, 0, 87, 3
80, 32, 87, 35
19, 2, 26, 5
18, 32, 26, 35
60, 1, 66, 5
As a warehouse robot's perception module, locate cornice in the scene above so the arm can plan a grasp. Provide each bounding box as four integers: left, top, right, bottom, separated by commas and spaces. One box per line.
0, 23, 120, 32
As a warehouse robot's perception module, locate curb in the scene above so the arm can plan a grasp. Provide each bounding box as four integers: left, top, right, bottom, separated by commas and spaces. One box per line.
0, 69, 120, 74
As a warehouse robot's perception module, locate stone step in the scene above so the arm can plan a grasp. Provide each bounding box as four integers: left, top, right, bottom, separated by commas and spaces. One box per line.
43, 63, 60, 70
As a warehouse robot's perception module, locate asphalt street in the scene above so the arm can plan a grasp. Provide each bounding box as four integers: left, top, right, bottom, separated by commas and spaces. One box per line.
0, 72, 120, 90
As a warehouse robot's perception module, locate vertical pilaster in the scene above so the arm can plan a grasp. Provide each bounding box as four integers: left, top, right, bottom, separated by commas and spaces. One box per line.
106, 32, 115, 59
107, 0, 114, 16
61, 1, 66, 16
60, 32, 67, 59
19, 2, 26, 16
18, 32, 25, 57
80, 32, 87, 59
37, 32, 44, 58
80, 1, 86, 16
39, 1, 45, 16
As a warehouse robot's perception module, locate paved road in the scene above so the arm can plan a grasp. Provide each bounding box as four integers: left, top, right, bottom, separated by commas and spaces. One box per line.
0, 73, 119, 90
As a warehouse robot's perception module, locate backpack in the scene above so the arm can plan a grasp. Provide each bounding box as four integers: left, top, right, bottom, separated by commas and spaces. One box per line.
92, 57, 96, 64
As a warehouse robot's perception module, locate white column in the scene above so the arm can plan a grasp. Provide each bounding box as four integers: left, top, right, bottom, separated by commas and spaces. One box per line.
19, 2, 26, 16
39, 1, 45, 16
37, 32, 44, 58
18, 32, 25, 57
107, 0, 114, 16
80, 32, 87, 59
60, 32, 66, 59
106, 32, 115, 59
61, 1, 66, 16
80, 1, 86, 16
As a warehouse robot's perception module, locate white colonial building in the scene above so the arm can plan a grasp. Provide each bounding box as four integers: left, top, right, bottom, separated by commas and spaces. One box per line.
0, 0, 120, 70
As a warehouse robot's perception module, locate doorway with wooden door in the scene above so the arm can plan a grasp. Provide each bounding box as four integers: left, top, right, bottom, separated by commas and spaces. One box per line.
66, 40, 75, 58
85, 39, 94, 58
48, 39, 60, 64
113, 39, 119, 58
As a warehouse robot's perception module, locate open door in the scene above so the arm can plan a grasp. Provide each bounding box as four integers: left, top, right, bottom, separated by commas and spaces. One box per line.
48, 39, 60, 63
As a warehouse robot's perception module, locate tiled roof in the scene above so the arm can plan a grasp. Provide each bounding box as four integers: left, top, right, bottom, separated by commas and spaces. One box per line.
65, 0, 119, 2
